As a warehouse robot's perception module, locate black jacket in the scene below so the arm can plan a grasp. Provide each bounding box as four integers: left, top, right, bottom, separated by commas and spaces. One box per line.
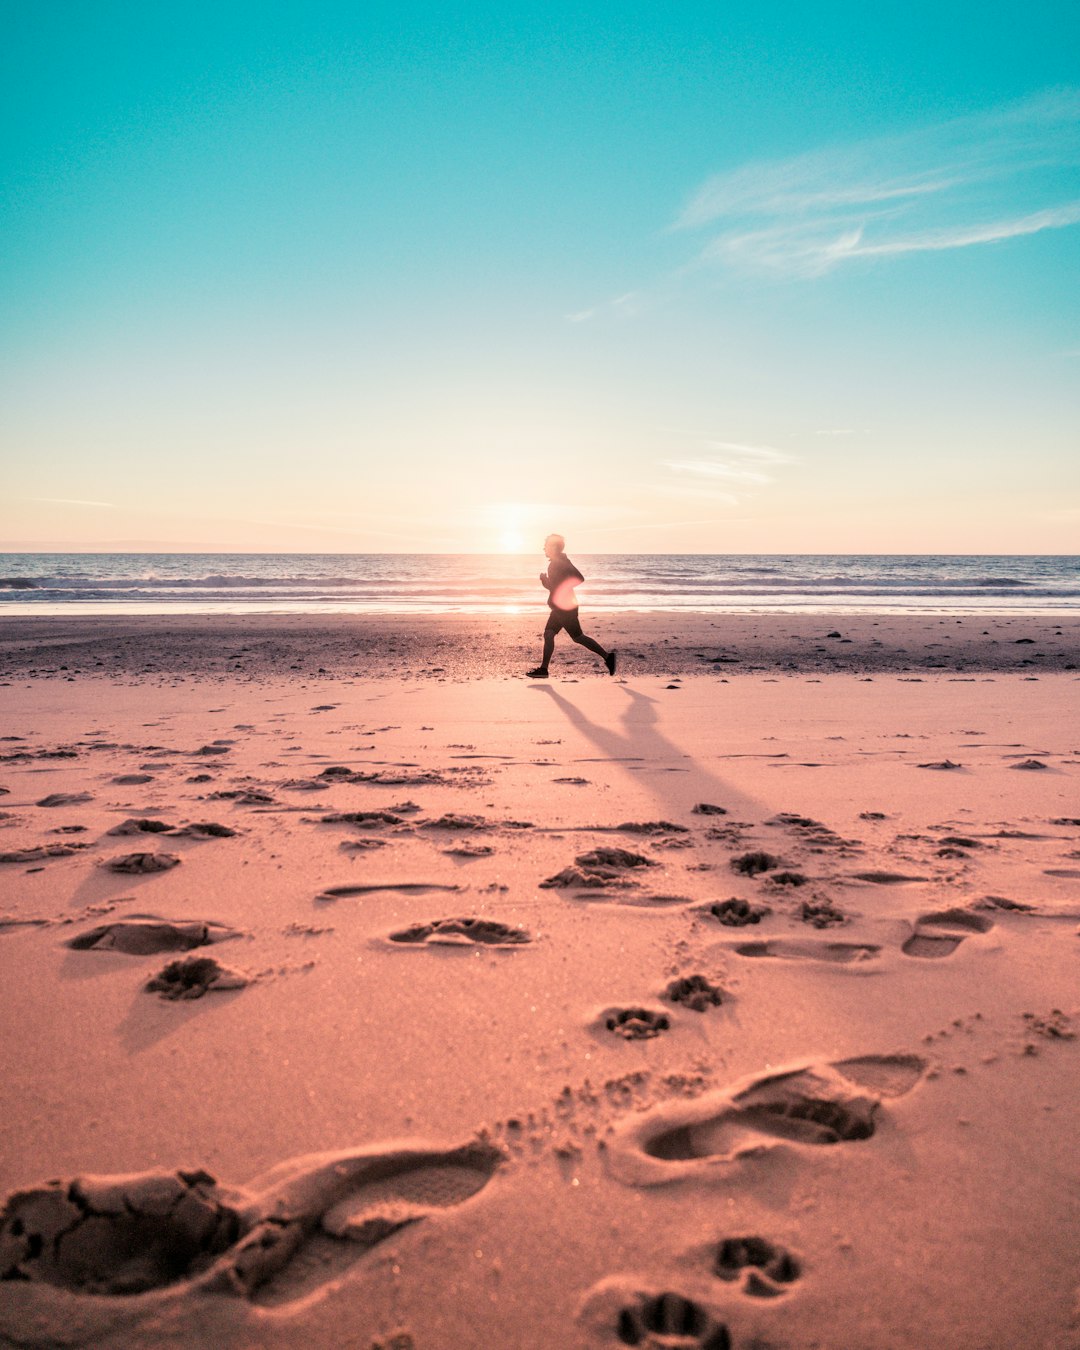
542, 554, 585, 610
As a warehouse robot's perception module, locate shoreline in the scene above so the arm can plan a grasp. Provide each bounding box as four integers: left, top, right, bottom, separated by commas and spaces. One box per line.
1, 610, 1077, 680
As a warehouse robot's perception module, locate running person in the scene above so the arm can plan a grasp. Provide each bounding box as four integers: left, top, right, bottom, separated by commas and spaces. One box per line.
527, 534, 616, 678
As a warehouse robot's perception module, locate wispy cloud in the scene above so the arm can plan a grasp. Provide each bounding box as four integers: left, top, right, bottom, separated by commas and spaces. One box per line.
703, 440, 797, 465
659, 438, 797, 501
674, 88, 1080, 278
24, 496, 117, 509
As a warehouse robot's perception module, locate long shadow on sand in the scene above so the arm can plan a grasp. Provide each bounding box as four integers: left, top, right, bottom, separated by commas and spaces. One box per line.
532, 683, 766, 822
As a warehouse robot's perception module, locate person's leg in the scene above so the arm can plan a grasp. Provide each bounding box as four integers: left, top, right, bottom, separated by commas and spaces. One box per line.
566, 614, 616, 673
527, 621, 558, 677
573, 630, 606, 658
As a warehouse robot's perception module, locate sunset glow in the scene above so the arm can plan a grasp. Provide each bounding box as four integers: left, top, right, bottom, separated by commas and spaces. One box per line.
1, 7, 1076, 554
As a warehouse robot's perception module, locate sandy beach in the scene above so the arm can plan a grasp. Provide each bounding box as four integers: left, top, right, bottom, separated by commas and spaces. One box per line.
2, 613, 1079, 1349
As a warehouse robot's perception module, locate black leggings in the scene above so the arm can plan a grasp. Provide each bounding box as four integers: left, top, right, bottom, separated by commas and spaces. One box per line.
542, 608, 607, 667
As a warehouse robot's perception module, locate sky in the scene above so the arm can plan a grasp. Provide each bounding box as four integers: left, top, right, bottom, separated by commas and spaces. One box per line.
2, 1, 1078, 554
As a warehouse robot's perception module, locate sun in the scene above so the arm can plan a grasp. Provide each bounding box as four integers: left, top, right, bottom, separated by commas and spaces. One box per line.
499, 528, 526, 553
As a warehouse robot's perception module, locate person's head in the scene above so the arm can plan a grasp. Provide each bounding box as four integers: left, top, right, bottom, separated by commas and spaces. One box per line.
544, 533, 565, 560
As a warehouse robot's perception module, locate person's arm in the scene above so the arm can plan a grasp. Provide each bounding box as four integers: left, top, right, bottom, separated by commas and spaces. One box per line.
540, 571, 551, 590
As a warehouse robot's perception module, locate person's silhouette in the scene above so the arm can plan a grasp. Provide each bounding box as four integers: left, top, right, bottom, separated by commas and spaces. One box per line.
526, 533, 616, 679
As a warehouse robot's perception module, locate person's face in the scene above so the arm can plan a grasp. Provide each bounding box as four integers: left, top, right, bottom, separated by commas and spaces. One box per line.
543, 539, 558, 560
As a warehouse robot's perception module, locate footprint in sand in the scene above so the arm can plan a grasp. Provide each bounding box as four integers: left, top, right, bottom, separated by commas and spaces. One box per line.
799, 899, 847, 928
764, 869, 808, 888
569, 889, 694, 909
730, 939, 880, 964
766, 812, 857, 851
208, 789, 274, 805
107, 818, 174, 835
577, 847, 656, 870
36, 792, 94, 808
387, 917, 531, 947
319, 809, 408, 828
610, 821, 690, 837
611, 1291, 731, 1349
169, 822, 238, 839
663, 975, 724, 1011
0, 843, 89, 863
542, 848, 657, 891
849, 870, 928, 885
602, 1007, 671, 1040
108, 820, 238, 839
317, 882, 460, 901
100, 852, 181, 874
608, 1054, 926, 1186
0, 1139, 502, 1337
714, 1236, 801, 1297
442, 842, 495, 858
729, 851, 782, 877
697, 898, 771, 927
541, 866, 641, 891
67, 915, 244, 955
145, 956, 250, 999
901, 908, 994, 958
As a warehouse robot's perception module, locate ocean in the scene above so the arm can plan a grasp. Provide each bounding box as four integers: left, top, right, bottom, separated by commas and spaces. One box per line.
1, 553, 1077, 616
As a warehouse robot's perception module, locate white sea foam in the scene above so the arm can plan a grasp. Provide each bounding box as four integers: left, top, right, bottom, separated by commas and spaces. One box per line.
0, 553, 1077, 615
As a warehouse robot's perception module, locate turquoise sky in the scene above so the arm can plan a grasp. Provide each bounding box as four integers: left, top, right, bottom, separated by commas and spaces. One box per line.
2, 1, 1078, 552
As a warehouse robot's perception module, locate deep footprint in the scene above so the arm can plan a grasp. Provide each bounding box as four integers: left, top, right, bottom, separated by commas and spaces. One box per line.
730, 851, 781, 877
616, 1292, 730, 1349
145, 957, 249, 999
0, 1140, 502, 1326
610, 1054, 926, 1184
576, 847, 655, 869
541, 865, 641, 890
605, 1008, 671, 1040
733, 939, 880, 964
714, 1236, 801, 1296
902, 908, 994, 959
106, 819, 175, 836
100, 852, 181, 875
664, 975, 723, 1011
168, 822, 238, 839
387, 917, 531, 946
701, 898, 770, 926
68, 916, 243, 955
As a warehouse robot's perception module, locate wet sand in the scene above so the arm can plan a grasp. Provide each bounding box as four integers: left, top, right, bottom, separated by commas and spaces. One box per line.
1, 610, 1078, 680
